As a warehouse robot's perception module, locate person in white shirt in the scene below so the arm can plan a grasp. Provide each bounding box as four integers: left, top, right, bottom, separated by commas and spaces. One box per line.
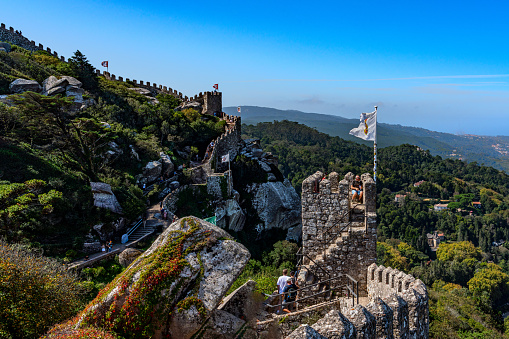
276, 269, 290, 294
275, 269, 290, 313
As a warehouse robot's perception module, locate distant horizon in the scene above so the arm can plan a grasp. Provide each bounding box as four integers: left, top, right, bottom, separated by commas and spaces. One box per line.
3, 0, 509, 135
224, 105, 509, 137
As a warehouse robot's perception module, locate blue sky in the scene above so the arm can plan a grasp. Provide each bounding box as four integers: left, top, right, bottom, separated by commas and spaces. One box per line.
4, 0, 509, 135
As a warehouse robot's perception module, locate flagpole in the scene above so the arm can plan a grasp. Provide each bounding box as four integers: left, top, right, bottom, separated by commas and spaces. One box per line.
228, 151, 231, 197
374, 106, 378, 183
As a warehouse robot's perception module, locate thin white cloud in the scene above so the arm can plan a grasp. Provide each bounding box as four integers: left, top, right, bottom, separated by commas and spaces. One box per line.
223, 74, 509, 83
425, 82, 507, 87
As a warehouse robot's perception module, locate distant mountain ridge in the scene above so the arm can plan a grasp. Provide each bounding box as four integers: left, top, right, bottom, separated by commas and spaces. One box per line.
224, 106, 509, 173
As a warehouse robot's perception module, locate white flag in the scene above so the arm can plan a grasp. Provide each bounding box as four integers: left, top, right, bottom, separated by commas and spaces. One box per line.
221, 154, 230, 163
349, 110, 376, 141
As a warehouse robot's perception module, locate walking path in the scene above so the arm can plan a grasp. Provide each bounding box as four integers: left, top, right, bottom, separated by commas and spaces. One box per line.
70, 116, 233, 270
68, 201, 172, 270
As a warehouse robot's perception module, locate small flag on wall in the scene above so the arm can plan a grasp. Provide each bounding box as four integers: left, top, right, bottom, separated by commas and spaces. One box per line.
221, 154, 230, 163
213, 84, 219, 90
101, 61, 109, 67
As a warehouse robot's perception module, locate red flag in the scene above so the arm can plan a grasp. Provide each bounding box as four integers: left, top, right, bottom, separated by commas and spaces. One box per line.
213, 84, 218, 90
101, 61, 108, 67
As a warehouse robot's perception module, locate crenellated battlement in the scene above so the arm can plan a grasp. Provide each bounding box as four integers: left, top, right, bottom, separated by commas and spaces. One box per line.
297, 170, 429, 338
0, 22, 67, 61
187, 114, 241, 183
95, 70, 186, 100
0, 23, 219, 104
366, 263, 429, 338
299, 171, 377, 303
368, 264, 417, 298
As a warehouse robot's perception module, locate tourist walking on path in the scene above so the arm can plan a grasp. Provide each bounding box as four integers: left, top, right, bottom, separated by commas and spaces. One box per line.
290, 271, 299, 288
276, 269, 290, 314
282, 279, 299, 313
142, 210, 149, 228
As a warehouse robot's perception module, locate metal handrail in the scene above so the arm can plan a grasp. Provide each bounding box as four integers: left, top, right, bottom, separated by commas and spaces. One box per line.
293, 199, 365, 309
322, 210, 351, 249
296, 252, 330, 280
267, 276, 342, 308
266, 285, 343, 309
127, 218, 143, 237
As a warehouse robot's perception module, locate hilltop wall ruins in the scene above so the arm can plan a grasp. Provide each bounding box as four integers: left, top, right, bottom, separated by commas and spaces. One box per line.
289, 171, 429, 338
0, 23, 222, 107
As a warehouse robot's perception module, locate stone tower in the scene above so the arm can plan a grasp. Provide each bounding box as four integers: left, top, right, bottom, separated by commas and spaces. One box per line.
298, 171, 377, 301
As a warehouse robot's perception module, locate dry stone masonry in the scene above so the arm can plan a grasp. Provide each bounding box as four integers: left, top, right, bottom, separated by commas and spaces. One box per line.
188, 114, 241, 183
299, 171, 377, 301
282, 171, 429, 339
0, 23, 220, 106
0, 22, 66, 60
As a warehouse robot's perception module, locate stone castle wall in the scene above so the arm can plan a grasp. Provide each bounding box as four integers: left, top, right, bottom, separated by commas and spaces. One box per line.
367, 264, 429, 339
299, 171, 377, 298
97, 71, 223, 110
213, 115, 242, 172
189, 114, 241, 182
162, 185, 189, 218
294, 170, 429, 338
261, 276, 428, 338
0, 23, 220, 105
0, 23, 67, 60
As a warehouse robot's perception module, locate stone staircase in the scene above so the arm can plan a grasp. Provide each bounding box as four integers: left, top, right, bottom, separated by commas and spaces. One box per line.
297, 203, 368, 306
128, 224, 155, 242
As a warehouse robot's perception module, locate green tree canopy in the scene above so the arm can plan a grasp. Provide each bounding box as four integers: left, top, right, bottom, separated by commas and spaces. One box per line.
437, 241, 482, 263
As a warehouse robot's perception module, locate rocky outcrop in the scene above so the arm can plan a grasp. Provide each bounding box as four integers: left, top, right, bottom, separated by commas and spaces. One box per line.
215, 199, 246, 232
90, 182, 123, 214
138, 153, 174, 184
287, 325, 328, 339
92, 224, 113, 242
105, 141, 123, 159
118, 248, 142, 268
9, 79, 41, 93
0, 42, 11, 52
129, 87, 152, 96
66, 85, 84, 102
311, 310, 356, 338
217, 280, 262, 321
286, 224, 302, 242
42, 76, 68, 96
61, 75, 82, 88
247, 179, 301, 232
142, 160, 162, 183
159, 152, 174, 177
199, 309, 246, 339
175, 101, 203, 112
77, 217, 250, 339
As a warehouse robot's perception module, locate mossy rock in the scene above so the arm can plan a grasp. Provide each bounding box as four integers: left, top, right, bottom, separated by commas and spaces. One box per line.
77, 217, 250, 339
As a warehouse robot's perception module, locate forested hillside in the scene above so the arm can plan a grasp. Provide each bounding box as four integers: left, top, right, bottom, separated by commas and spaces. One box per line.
0, 46, 225, 254
244, 120, 509, 338
228, 106, 509, 174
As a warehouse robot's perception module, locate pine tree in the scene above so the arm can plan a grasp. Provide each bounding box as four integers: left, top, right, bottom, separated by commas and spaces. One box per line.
68, 50, 97, 89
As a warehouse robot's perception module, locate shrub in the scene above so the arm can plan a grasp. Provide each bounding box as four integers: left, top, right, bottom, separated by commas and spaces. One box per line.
42, 321, 118, 339
0, 241, 84, 338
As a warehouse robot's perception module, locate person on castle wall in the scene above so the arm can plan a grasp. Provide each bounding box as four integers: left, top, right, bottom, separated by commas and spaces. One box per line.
351, 175, 363, 203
